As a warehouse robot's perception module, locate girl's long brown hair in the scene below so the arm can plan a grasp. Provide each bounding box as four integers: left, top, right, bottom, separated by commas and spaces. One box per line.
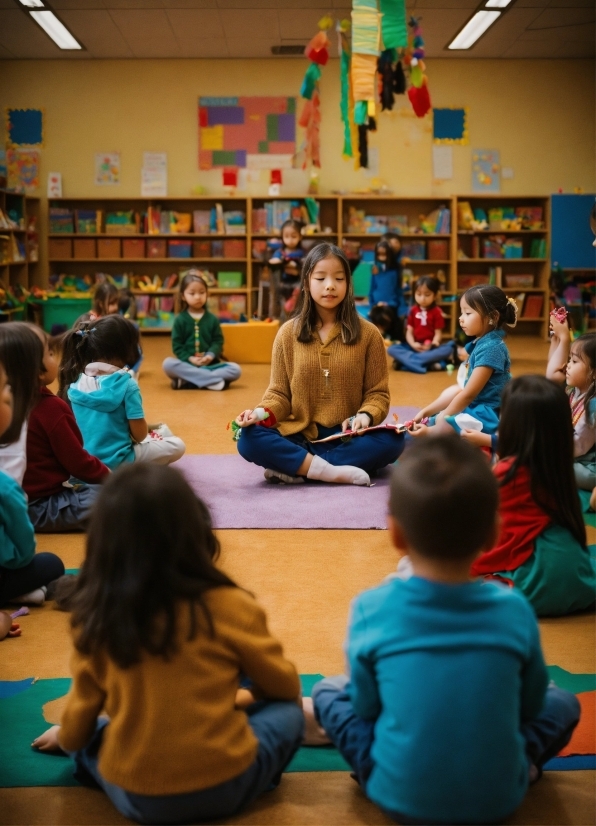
293, 243, 361, 345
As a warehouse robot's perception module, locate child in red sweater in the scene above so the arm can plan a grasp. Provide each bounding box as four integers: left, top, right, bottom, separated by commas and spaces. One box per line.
24, 327, 109, 532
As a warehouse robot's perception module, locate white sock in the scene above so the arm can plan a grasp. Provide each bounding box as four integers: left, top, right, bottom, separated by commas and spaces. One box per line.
307, 455, 370, 486
11, 586, 46, 606
206, 379, 225, 391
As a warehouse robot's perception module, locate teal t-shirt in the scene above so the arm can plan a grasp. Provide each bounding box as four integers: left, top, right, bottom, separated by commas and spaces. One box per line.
68, 370, 144, 470
0, 470, 36, 570
347, 576, 547, 823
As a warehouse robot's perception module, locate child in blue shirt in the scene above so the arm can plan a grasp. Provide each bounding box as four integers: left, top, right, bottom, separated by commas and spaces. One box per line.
58, 315, 185, 470
369, 240, 407, 318
305, 437, 580, 825
413, 284, 515, 435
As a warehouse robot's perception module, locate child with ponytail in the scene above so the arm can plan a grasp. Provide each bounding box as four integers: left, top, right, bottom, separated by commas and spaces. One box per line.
59, 315, 185, 469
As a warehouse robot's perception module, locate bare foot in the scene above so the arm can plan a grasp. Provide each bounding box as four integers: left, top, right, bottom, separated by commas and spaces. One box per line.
32, 725, 65, 753
302, 697, 331, 746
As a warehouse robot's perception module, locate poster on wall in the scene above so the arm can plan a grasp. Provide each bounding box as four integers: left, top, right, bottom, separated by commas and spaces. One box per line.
472, 149, 500, 194
198, 97, 296, 171
48, 172, 62, 198
7, 149, 40, 193
6, 108, 44, 147
141, 152, 167, 196
432, 145, 453, 180
433, 108, 468, 145
95, 152, 121, 186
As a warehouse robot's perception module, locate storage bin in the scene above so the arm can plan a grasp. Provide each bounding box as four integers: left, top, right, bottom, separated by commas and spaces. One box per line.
505, 274, 534, 288
39, 297, 92, 333
168, 240, 192, 259
427, 240, 449, 260
122, 238, 145, 259
147, 239, 166, 258
223, 239, 246, 258
217, 271, 244, 288
48, 238, 72, 259
73, 238, 96, 259
97, 238, 121, 259
458, 274, 489, 290
193, 240, 212, 258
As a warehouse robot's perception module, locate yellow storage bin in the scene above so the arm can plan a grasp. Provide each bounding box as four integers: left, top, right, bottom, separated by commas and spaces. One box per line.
222, 320, 279, 364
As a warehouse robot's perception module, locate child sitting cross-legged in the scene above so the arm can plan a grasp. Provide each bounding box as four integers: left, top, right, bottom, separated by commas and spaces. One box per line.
33, 463, 303, 824
24, 325, 110, 533
163, 272, 241, 391
304, 436, 580, 825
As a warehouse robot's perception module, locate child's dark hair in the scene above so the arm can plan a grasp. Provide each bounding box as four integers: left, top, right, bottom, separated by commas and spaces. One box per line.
498, 375, 586, 549
390, 435, 498, 560
0, 322, 44, 444
57, 315, 140, 400
69, 463, 237, 669
571, 332, 596, 425
92, 282, 120, 316
177, 272, 209, 313
413, 275, 441, 307
280, 219, 303, 240
369, 304, 401, 340
374, 239, 398, 271
462, 285, 517, 329
380, 231, 401, 251
294, 243, 361, 345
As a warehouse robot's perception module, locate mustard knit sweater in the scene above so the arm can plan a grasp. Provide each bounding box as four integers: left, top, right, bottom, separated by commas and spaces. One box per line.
58, 587, 300, 796
257, 317, 390, 441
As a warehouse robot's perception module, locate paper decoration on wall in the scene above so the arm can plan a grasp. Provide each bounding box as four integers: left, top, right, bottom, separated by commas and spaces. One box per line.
472, 149, 501, 194
7, 149, 39, 193
433, 108, 468, 144
141, 152, 167, 196
222, 168, 238, 187
198, 97, 296, 171
95, 152, 120, 186
47, 172, 62, 198
350, 0, 383, 168
296, 15, 332, 171
432, 145, 453, 180
379, 0, 407, 49
6, 108, 43, 147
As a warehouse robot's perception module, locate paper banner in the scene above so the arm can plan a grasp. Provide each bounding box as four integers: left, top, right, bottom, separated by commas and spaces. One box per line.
141, 151, 167, 196
95, 152, 120, 186
6, 108, 43, 147
47, 172, 62, 198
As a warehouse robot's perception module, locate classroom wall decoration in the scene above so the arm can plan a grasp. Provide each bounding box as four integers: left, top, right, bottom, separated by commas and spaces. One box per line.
472, 149, 501, 194
6, 108, 43, 148
198, 97, 296, 171
433, 108, 468, 145
296, 15, 332, 170
7, 149, 40, 193
95, 152, 120, 186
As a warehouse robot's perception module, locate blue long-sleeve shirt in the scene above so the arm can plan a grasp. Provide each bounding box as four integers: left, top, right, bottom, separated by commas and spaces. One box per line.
346, 576, 548, 823
0, 470, 36, 570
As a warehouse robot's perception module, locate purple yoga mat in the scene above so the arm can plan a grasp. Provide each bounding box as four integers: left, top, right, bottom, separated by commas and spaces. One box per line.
173, 406, 418, 530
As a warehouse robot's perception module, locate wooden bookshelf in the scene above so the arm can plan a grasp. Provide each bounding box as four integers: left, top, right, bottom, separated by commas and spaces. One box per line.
0, 190, 40, 320
40, 195, 551, 338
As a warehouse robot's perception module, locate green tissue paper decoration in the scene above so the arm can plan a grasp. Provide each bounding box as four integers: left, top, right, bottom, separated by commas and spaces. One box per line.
380, 0, 407, 50
300, 63, 322, 100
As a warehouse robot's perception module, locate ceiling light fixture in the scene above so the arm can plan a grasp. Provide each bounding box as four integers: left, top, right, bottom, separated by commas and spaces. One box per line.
29, 9, 82, 49
448, 10, 500, 49
485, 0, 513, 7
18, 0, 45, 6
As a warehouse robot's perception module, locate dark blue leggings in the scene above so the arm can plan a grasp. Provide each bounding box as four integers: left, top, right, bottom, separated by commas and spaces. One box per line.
0, 552, 65, 604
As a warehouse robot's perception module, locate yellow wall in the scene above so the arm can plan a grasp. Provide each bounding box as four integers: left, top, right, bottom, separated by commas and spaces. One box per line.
0, 57, 594, 278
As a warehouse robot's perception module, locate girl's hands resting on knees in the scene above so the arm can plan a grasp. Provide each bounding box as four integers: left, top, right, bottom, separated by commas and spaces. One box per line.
32, 725, 64, 753
235, 409, 261, 428
461, 429, 492, 448
341, 413, 370, 433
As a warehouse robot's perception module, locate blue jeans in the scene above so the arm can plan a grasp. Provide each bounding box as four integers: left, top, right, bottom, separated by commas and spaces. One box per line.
387, 341, 455, 374
28, 484, 102, 533
237, 422, 405, 478
70, 701, 304, 825
163, 357, 241, 389
312, 676, 580, 825
0, 552, 65, 604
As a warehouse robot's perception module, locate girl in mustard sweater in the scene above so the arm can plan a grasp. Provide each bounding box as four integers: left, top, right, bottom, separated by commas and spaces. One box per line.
33, 463, 303, 824
235, 243, 404, 486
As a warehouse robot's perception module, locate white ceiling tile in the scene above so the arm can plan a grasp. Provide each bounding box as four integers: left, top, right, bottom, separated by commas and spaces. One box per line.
0, 9, 65, 57
225, 37, 279, 56
278, 9, 332, 39
177, 36, 228, 56
520, 22, 595, 42
530, 7, 595, 27
503, 40, 563, 57
59, 10, 134, 56
219, 8, 279, 37
108, 8, 178, 47
166, 9, 224, 38
415, 0, 480, 8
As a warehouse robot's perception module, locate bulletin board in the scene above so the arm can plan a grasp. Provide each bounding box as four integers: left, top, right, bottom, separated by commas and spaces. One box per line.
551, 194, 596, 269
198, 97, 296, 170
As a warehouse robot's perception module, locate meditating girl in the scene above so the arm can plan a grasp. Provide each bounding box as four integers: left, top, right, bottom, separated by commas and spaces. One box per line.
413, 285, 516, 435
235, 244, 404, 487
471, 375, 595, 617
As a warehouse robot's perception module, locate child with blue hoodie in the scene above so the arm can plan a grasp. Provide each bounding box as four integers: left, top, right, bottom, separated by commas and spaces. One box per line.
58, 316, 185, 470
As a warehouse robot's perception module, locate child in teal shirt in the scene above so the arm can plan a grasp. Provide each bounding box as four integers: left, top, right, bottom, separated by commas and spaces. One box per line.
306, 437, 580, 825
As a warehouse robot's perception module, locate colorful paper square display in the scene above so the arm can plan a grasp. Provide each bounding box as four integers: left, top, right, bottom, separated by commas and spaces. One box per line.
6, 108, 43, 147
199, 97, 296, 170
433, 108, 468, 145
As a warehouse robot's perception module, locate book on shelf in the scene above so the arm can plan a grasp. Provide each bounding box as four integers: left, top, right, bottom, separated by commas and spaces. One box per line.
522, 294, 544, 318
75, 209, 102, 234
49, 207, 74, 234
530, 238, 546, 258
105, 211, 139, 235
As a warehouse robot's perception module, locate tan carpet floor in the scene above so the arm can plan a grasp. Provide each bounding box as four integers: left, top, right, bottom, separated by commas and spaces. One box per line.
0, 334, 594, 826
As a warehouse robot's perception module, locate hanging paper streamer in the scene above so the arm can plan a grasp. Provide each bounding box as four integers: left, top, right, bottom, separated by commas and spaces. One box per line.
379, 0, 407, 50
351, 53, 377, 104
338, 19, 354, 159
297, 15, 332, 170
350, 0, 381, 169
404, 17, 431, 118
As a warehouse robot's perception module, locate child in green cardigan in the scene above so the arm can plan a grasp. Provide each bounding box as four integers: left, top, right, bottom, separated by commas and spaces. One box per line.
163, 273, 241, 391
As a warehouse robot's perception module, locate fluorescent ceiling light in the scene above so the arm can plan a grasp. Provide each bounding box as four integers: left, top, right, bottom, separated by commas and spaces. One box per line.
448, 10, 500, 49
19, 0, 45, 6
485, 0, 513, 7
29, 10, 82, 49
